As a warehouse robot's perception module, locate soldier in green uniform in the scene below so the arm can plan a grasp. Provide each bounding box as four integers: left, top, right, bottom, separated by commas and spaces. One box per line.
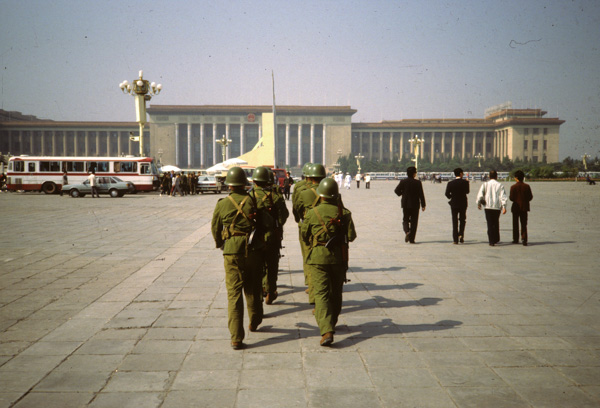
291, 163, 312, 293
301, 177, 356, 346
211, 167, 264, 350
249, 167, 289, 304
294, 164, 327, 307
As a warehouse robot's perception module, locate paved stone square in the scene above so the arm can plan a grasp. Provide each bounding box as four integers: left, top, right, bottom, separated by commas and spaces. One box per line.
0, 180, 599, 407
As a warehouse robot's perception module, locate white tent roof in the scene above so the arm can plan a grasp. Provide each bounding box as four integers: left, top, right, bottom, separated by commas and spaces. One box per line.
159, 165, 182, 173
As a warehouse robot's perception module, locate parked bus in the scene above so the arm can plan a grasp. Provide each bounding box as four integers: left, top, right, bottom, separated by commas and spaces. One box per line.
6, 156, 159, 194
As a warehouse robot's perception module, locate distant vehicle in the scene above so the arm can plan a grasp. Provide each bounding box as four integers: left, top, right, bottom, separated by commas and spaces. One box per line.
6, 156, 159, 194
62, 176, 134, 198
197, 175, 223, 194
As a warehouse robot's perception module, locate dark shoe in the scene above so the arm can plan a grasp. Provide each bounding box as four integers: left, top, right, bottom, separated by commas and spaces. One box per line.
409, 241, 415, 244
231, 341, 244, 350
320, 332, 334, 346
459, 235, 464, 243
405, 232, 410, 243
489, 243, 495, 246
512, 240, 518, 244
265, 292, 278, 305
249, 324, 258, 332
453, 241, 458, 245
523, 241, 528, 246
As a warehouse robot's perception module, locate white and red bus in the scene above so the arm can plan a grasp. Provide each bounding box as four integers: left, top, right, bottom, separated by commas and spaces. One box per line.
6, 156, 159, 194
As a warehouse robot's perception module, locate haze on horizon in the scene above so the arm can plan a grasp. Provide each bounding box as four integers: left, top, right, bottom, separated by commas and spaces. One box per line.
1, 0, 599, 160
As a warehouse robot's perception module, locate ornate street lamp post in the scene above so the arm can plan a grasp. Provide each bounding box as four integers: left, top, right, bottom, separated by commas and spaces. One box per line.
475, 153, 483, 168
216, 135, 232, 164
119, 70, 162, 156
355, 153, 364, 174
408, 135, 423, 171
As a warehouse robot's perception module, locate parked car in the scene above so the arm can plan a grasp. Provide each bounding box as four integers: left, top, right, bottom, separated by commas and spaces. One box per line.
197, 175, 223, 194
62, 176, 135, 198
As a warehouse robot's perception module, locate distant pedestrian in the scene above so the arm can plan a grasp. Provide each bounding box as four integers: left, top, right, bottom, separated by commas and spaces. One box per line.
88, 170, 99, 198
344, 173, 352, 190
283, 171, 294, 200
476, 170, 507, 246
509, 170, 533, 246
172, 173, 183, 197
365, 173, 371, 189
394, 166, 426, 244
355, 173, 361, 188
60, 171, 69, 196
445, 168, 470, 244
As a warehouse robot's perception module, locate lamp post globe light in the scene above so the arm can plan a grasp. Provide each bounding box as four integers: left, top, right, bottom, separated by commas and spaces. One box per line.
216, 135, 232, 163
408, 134, 423, 172
354, 153, 364, 174
119, 70, 162, 156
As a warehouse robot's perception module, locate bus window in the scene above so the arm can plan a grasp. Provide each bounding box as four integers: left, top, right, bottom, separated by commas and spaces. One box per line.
65, 161, 85, 172
88, 161, 109, 173
27, 162, 36, 172
141, 163, 150, 174
40, 161, 61, 172
117, 161, 137, 173
13, 161, 24, 172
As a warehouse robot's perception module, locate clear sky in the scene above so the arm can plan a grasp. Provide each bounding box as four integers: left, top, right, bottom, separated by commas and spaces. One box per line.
1, 0, 599, 160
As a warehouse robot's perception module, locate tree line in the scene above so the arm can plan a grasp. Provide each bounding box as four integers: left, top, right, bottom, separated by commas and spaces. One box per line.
334, 154, 600, 179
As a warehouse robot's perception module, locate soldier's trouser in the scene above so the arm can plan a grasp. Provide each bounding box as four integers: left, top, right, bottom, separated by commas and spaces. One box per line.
262, 242, 280, 294
224, 251, 264, 342
309, 263, 344, 335
298, 226, 314, 304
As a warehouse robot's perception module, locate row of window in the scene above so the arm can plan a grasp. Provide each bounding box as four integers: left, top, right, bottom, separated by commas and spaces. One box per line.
11, 161, 148, 173
523, 128, 549, 135
523, 140, 548, 150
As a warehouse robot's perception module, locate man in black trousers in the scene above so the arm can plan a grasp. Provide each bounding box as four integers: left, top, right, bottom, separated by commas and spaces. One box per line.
445, 168, 470, 244
394, 166, 426, 243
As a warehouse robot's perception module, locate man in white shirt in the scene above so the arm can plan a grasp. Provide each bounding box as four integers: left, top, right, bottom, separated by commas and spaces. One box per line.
344, 173, 352, 190
365, 173, 371, 189
355, 173, 361, 188
88, 170, 99, 198
476, 170, 507, 246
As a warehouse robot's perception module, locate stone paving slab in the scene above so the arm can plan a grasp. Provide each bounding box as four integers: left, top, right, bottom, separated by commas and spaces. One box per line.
0, 180, 599, 407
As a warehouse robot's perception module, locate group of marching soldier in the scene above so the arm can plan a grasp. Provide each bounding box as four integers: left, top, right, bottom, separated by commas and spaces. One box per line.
211, 163, 356, 349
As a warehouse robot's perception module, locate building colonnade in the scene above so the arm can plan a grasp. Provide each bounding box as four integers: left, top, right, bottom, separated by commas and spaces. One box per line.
0, 128, 142, 157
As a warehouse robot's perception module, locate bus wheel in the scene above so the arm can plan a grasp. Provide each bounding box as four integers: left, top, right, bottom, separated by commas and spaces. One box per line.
109, 189, 120, 198
42, 182, 57, 194
70, 189, 80, 198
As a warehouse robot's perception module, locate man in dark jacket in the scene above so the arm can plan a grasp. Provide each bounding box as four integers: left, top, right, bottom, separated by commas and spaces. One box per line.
445, 168, 470, 244
509, 170, 533, 246
394, 166, 426, 243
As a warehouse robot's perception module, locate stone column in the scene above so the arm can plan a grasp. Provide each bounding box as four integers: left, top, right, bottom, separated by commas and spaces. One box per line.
297, 124, 303, 165
225, 123, 230, 160
106, 131, 112, 156
200, 123, 205, 167
285, 123, 290, 166
483, 133, 487, 158
451, 133, 456, 158
175, 124, 180, 166
322, 125, 327, 165
310, 124, 315, 163
399, 133, 404, 160
430, 133, 435, 163
461, 133, 466, 160
116, 132, 122, 157
240, 123, 245, 155
95, 132, 100, 156
187, 123, 193, 167
379, 133, 383, 161
212, 123, 217, 164
368, 132, 373, 160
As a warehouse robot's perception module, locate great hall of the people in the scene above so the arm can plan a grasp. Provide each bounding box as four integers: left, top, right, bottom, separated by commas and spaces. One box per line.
1, 103, 564, 170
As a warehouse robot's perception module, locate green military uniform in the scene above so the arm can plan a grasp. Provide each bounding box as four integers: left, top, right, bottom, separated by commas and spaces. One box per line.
301, 178, 357, 345
211, 169, 264, 347
250, 183, 289, 301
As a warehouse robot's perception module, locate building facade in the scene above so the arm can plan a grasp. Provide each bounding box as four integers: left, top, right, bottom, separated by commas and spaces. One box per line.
1, 105, 564, 168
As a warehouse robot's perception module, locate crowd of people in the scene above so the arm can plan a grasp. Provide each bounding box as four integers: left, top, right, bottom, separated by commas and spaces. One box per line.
158, 171, 203, 196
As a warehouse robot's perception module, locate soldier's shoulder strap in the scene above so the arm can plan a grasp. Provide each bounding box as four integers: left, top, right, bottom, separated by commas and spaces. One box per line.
310, 187, 320, 208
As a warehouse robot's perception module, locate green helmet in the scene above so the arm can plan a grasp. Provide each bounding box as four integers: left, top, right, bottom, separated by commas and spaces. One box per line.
307, 163, 326, 178
267, 168, 275, 185
317, 177, 339, 199
302, 162, 313, 176
225, 167, 247, 186
252, 166, 270, 183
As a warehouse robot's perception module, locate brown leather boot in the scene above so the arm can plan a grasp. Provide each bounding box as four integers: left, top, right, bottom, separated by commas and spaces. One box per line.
320, 332, 334, 346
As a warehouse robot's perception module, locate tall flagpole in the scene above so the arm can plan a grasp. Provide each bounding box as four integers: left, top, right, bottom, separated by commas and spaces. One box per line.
272, 70, 277, 167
